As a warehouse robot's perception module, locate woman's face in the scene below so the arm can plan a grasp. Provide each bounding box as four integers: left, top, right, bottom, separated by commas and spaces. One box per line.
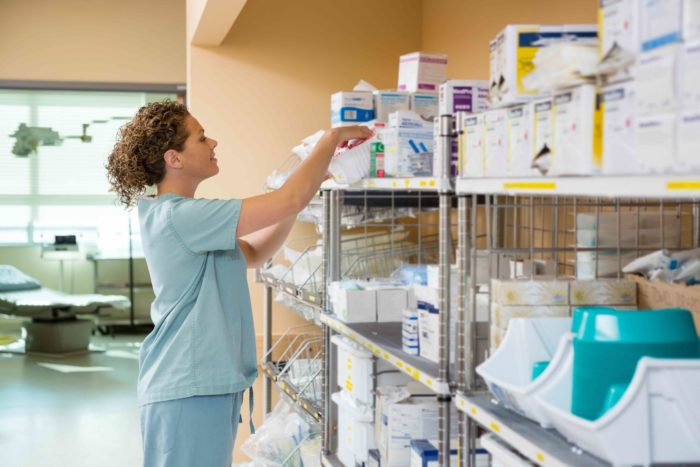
178, 115, 219, 181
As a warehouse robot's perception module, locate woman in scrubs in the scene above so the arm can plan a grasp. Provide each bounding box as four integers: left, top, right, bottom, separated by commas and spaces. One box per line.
106, 100, 372, 467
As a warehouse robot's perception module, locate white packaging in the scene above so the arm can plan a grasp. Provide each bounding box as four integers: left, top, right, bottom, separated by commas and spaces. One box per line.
484, 109, 508, 177
677, 109, 700, 172
382, 128, 434, 177
374, 91, 410, 124
569, 279, 637, 305
681, 39, 700, 107
599, 0, 640, 59
491, 303, 570, 330
417, 306, 440, 363
459, 113, 486, 177
332, 391, 375, 466
328, 138, 372, 185
684, 0, 700, 41
410, 92, 439, 121
491, 279, 569, 306
398, 52, 448, 93
639, 0, 683, 51
549, 84, 602, 176
635, 112, 677, 173
388, 110, 432, 129
489, 24, 598, 105
438, 80, 489, 115
634, 45, 681, 115
601, 81, 639, 174
329, 282, 376, 322
331, 91, 374, 127
532, 98, 555, 174
376, 287, 410, 322
506, 104, 535, 176
409, 440, 460, 467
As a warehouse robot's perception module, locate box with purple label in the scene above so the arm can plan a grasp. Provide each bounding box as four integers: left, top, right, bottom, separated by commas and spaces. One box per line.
398, 52, 448, 93
438, 80, 489, 115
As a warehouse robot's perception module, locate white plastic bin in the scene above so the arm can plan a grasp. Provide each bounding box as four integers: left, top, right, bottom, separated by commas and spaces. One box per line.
535, 357, 700, 466
481, 434, 536, 467
332, 391, 375, 466
476, 317, 573, 427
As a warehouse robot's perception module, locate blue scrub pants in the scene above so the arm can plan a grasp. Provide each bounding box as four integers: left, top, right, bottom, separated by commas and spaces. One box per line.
141, 392, 244, 467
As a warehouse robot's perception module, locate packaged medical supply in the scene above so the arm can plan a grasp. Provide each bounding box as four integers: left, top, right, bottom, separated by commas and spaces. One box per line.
458, 113, 486, 177
599, 0, 640, 60
329, 281, 376, 322
531, 98, 554, 175
410, 439, 485, 467
410, 92, 439, 121
491, 279, 569, 306
549, 84, 602, 176
484, 109, 508, 177
489, 24, 598, 105
678, 109, 700, 172
601, 81, 639, 175
576, 251, 639, 279
398, 52, 448, 93
506, 104, 535, 176
681, 39, 700, 108
374, 91, 410, 124
684, 0, 700, 40
634, 45, 681, 115
371, 140, 386, 177
328, 137, 372, 185
331, 91, 374, 127
636, 112, 677, 173
577, 211, 680, 231
491, 303, 570, 330
392, 264, 428, 286
639, 0, 683, 51
382, 127, 433, 177
438, 80, 489, 115
521, 42, 599, 92
388, 110, 432, 129
569, 279, 637, 305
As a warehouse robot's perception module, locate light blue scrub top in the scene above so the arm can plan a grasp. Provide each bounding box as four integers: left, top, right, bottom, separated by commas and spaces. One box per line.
136, 194, 257, 406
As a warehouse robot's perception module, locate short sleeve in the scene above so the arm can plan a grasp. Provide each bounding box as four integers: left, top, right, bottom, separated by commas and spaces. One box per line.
168, 198, 241, 253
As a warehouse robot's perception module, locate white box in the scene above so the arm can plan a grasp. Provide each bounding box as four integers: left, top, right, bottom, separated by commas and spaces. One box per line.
484, 109, 508, 177
549, 84, 602, 176
398, 52, 448, 93
680, 39, 700, 108
388, 110, 432, 129
532, 98, 554, 174
601, 81, 640, 174
677, 109, 700, 172
376, 288, 410, 322
639, 0, 683, 51
489, 24, 598, 105
506, 104, 535, 176
636, 112, 677, 173
438, 80, 489, 115
599, 0, 640, 59
331, 91, 374, 127
374, 91, 410, 124
684, 0, 700, 41
634, 45, 681, 115
330, 283, 376, 322
409, 440, 458, 467
410, 92, 439, 121
382, 127, 434, 177
459, 112, 486, 177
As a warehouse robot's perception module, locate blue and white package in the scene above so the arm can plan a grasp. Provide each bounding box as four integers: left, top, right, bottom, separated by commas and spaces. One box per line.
639, 0, 683, 51
331, 91, 374, 127
374, 91, 410, 123
409, 439, 489, 467
410, 92, 439, 121
382, 127, 434, 177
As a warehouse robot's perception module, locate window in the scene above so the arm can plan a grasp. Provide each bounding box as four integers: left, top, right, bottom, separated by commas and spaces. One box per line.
0, 86, 181, 248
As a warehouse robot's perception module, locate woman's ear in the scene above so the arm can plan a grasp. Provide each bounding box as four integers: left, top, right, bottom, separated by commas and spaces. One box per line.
163, 149, 183, 169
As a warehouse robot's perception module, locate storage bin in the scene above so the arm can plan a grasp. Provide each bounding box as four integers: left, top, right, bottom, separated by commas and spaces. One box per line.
332, 391, 375, 466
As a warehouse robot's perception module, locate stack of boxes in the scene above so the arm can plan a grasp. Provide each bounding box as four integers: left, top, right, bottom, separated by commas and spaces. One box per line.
329, 280, 414, 323
490, 278, 637, 354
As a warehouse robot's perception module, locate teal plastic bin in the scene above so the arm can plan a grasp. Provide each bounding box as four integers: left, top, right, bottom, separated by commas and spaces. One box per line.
572, 307, 699, 421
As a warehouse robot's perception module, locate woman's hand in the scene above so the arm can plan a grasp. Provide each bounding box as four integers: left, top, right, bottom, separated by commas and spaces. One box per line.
328, 125, 374, 150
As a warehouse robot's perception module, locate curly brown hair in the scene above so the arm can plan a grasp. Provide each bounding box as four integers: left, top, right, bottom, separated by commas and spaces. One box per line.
106, 100, 190, 207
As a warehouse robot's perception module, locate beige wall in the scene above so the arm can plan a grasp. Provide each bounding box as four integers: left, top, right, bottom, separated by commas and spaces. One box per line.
0, 0, 186, 83
422, 0, 598, 79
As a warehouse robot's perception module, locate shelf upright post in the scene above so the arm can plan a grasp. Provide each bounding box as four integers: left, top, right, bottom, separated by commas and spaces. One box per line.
437, 114, 454, 467
456, 195, 472, 467
322, 189, 342, 456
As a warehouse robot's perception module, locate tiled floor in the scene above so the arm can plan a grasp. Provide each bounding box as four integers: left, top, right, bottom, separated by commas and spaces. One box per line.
0, 318, 144, 467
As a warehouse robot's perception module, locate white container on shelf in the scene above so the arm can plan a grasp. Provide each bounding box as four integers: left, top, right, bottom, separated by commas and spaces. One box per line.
601, 81, 640, 175
398, 52, 448, 93
506, 103, 535, 176
459, 112, 486, 177
635, 112, 677, 174
535, 357, 700, 466
634, 45, 681, 116
476, 317, 574, 427
484, 108, 508, 177
332, 391, 375, 466
480, 433, 537, 467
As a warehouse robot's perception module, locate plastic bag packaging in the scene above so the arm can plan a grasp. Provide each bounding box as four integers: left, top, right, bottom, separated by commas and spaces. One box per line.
622, 249, 671, 275
328, 138, 373, 185
522, 41, 599, 92
240, 400, 320, 467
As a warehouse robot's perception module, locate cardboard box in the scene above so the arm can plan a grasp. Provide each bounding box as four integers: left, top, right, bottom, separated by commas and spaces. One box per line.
484, 109, 508, 177
489, 24, 598, 106
398, 52, 448, 93
331, 91, 374, 127
569, 279, 637, 306
491, 279, 569, 306
374, 91, 410, 124
388, 110, 432, 129
506, 103, 535, 176
459, 112, 486, 177
677, 108, 700, 172
635, 112, 677, 173
639, 0, 683, 51
599, 0, 640, 59
601, 81, 639, 175
438, 80, 489, 115
410, 92, 439, 121
532, 98, 554, 174
626, 273, 700, 334
634, 45, 681, 116
549, 84, 602, 176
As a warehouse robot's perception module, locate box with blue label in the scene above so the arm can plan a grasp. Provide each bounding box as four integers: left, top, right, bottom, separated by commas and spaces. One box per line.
331, 91, 374, 127
374, 91, 410, 124
639, 0, 683, 51
382, 128, 433, 177
410, 92, 439, 121
410, 439, 490, 467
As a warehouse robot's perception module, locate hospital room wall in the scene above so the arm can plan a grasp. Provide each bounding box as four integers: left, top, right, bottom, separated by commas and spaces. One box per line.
0, 0, 186, 313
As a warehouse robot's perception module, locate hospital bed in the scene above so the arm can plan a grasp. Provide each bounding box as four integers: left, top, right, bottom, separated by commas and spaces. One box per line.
0, 265, 130, 354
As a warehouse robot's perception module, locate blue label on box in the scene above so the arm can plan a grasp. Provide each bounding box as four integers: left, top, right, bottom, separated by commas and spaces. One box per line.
642, 32, 682, 51
331, 107, 375, 124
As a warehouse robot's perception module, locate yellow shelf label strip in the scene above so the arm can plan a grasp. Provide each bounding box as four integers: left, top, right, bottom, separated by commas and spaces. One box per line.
667, 180, 700, 191
503, 181, 556, 191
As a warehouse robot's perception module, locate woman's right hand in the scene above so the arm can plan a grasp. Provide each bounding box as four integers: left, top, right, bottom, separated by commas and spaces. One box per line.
329, 125, 375, 150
